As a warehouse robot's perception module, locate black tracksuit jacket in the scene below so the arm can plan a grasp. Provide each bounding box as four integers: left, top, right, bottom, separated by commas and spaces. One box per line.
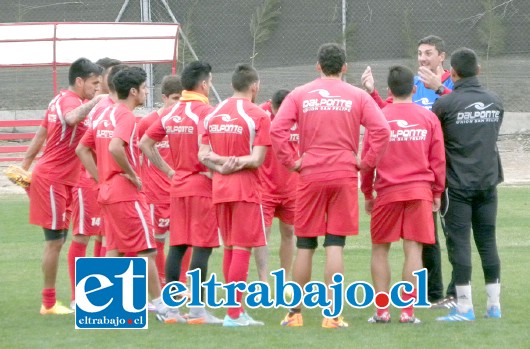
432, 76, 504, 190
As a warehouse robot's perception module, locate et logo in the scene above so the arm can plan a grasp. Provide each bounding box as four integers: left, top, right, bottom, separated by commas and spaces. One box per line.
75, 258, 148, 329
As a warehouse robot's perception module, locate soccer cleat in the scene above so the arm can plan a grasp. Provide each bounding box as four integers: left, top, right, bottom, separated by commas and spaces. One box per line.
156, 308, 187, 324
399, 313, 421, 324
485, 305, 502, 319
322, 316, 348, 329
240, 312, 264, 326
187, 309, 223, 325
281, 312, 303, 327
430, 296, 457, 309
368, 312, 391, 324
40, 302, 74, 315
436, 308, 476, 322
223, 314, 250, 327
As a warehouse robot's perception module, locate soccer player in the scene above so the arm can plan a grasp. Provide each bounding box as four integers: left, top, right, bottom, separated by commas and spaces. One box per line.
271, 43, 390, 328
20, 57, 104, 315
362, 35, 456, 307
140, 61, 223, 324
76, 66, 175, 322
137, 75, 183, 287
434, 48, 504, 322
255, 89, 297, 282
67, 63, 127, 309
361, 65, 446, 324
198, 63, 270, 327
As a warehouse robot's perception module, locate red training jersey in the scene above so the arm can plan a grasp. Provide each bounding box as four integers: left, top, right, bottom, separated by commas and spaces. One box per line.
146, 100, 214, 198
270, 78, 390, 182
77, 96, 115, 188
258, 100, 299, 197
360, 103, 446, 204
138, 110, 172, 204
34, 89, 87, 185
80, 103, 142, 204
202, 97, 272, 204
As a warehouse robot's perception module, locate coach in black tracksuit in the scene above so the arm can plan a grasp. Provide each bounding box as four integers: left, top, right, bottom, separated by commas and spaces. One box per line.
432, 47, 503, 321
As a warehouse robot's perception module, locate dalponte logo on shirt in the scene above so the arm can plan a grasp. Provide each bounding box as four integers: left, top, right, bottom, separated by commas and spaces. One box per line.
162, 268, 430, 318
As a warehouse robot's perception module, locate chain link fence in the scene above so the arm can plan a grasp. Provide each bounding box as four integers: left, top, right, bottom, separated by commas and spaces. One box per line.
0, 0, 529, 112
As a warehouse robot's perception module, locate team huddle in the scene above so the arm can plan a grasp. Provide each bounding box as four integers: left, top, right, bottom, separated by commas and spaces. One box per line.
20, 36, 503, 328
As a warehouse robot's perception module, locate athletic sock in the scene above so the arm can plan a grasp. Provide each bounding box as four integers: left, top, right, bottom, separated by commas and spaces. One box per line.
227, 249, 251, 319
456, 284, 473, 313
155, 240, 166, 287
42, 288, 56, 309
68, 240, 87, 301
166, 245, 188, 284
486, 282, 501, 308
190, 247, 213, 301
93, 239, 102, 257
222, 248, 233, 283
179, 247, 192, 283
401, 288, 417, 317
100, 245, 106, 257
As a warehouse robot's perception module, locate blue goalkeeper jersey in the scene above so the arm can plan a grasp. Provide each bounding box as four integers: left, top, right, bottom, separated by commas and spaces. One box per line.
412, 76, 454, 110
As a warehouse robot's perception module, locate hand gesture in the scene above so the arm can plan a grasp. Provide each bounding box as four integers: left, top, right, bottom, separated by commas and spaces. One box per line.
418, 65, 444, 91
361, 66, 375, 93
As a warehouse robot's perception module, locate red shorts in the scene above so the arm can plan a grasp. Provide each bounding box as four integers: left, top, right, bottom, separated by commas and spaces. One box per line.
261, 195, 295, 227
101, 199, 155, 254
29, 173, 72, 230
149, 202, 170, 236
170, 196, 219, 248
370, 199, 434, 244
294, 178, 358, 237
216, 201, 266, 248
72, 186, 102, 236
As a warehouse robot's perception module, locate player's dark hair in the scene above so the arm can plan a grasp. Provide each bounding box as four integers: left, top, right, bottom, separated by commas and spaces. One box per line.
417, 35, 446, 54
95, 57, 122, 70
181, 61, 211, 90
161, 75, 183, 96
232, 63, 259, 92
107, 64, 128, 93
68, 58, 103, 86
317, 43, 346, 76
387, 65, 414, 98
450, 47, 479, 79
271, 89, 290, 111
112, 66, 147, 100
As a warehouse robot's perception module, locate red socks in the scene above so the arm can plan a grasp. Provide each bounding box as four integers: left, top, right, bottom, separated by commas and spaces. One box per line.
155, 240, 166, 287
42, 288, 56, 309
68, 240, 87, 301
401, 289, 417, 317
227, 249, 251, 319
222, 248, 233, 283
93, 239, 102, 257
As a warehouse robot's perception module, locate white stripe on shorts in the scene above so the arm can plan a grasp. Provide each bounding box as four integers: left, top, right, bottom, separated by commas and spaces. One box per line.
50, 185, 57, 230
78, 188, 85, 235
135, 201, 153, 249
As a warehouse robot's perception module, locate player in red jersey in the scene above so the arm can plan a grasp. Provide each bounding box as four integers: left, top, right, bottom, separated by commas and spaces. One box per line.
141, 61, 223, 324
76, 67, 175, 323
20, 58, 104, 315
361, 65, 445, 324
199, 64, 270, 327
255, 89, 297, 282
67, 63, 126, 309
271, 43, 390, 328
137, 75, 183, 288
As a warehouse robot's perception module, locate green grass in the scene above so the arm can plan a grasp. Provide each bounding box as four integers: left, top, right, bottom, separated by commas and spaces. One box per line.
1, 187, 529, 349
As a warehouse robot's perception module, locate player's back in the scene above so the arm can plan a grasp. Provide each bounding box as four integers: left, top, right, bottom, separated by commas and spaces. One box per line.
374, 103, 443, 192
35, 90, 86, 185
281, 78, 382, 181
